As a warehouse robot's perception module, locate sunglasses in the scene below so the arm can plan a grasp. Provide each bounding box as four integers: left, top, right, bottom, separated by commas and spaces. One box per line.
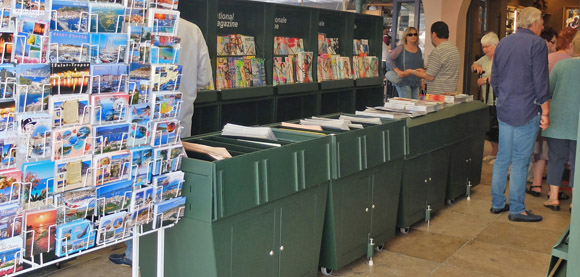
407, 33, 419, 37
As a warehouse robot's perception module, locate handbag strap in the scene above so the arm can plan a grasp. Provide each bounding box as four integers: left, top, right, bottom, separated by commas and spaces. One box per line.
403, 46, 406, 71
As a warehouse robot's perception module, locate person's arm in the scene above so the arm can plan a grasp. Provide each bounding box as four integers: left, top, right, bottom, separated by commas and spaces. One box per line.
414, 48, 440, 81
196, 27, 212, 88
413, 68, 435, 81
490, 53, 500, 98
532, 41, 551, 130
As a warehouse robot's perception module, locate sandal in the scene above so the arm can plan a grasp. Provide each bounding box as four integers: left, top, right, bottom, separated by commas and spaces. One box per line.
526, 186, 542, 197
544, 200, 560, 211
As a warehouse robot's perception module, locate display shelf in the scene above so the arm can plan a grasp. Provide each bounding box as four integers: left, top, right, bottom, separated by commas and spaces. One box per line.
320, 89, 356, 115
196, 90, 219, 103
355, 77, 384, 87
319, 79, 356, 90
317, 9, 354, 58
276, 92, 320, 122
353, 13, 382, 59
220, 97, 275, 128
219, 85, 275, 101
191, 103, 221, 135
355, 86, 385, 111
276, 82, 320, 95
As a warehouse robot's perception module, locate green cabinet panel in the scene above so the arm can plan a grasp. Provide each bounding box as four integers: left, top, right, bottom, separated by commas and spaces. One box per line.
337, 173, 372, 261
355, 86, 385, 111
446, 136, 485, 201
370, 160, 403, 241
427, 147, 451, 212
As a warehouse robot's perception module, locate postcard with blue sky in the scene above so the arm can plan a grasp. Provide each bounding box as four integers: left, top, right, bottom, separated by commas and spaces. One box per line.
22, 160, 55, 209
152, 170, 183, 202
97, 211, 126, 244
89, 3, 125, 33
49, 31, 90, 63
55, 219, 95, 257
90, 33, 127, 64
128, 103, 151, 146
93, 150, 131, 186
51, 0, 89, 32
95, 179, 132, 215
94, 123, 130, 154
130, 146, 152, 187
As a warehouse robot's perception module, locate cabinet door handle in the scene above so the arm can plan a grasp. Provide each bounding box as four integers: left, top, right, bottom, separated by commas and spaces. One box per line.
372, 205, 376, 209
365, 208, 369, 212
429, 177, 432, 181
269, 250, 275, 256
280, 246, 285, 251
425, 179, 428, 183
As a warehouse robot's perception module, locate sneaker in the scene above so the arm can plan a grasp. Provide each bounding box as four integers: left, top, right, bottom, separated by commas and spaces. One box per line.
109, 253, 132, 267
482, 155, 496, 162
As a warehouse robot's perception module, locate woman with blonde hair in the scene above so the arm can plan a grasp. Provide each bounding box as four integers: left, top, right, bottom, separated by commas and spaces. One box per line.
386, 27, 424, 99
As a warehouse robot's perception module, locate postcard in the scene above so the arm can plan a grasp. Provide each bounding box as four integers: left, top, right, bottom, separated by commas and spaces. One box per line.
96, 211, 126, 244
151, 118, 179, 146
130, 146, 152, 187
0, 203, 23, 240
55, 155, 92, 193
127, 0, 146, 9
148, 8, 179, 35
93, 123, 130, 154
130, 185, 154, 212
17, 113, 52, 159
127, 26, 151, 64
128, 63, 151, 101
152, 196, 185, 228
93, 150, 131, 186
0, 169, 20, 205
0, 136, 17, 170
22, 160, 54, 209
51, 0, 90, 32
0, 236, 23, 276
12, 0, 49, 15
124, 3, 146, 24
0, 32, 13, 63
95, 179, 131, 215
152, 144, 182, 175
89, 3, 125, 33
0, 64, 16, 98
90, 93, 129, 124
125, 204, 151, 228
150, 0, 178, 10
52, 125, 91, 161
151, 64, 181, 91
90, 64, 128, 94
49, 94, 90, 127
152, 170, 183, 202
49, 31, 89, 63
150, 45, 178, 64
90, 33, 127, 64
24, 208, 57, 257
0, 100, 15, 133
151, 91, 181, 120
50, 63, 90, 95
55, 219, 95, 257
15, 64, 50, 112
14, 17, 49, 63
128, 103, 150, 146
0, 8, 12, 31
54, 186, 96, 223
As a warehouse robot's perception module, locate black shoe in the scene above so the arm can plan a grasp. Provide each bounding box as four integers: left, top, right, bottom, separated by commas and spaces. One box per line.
109, 253, 132, 267
526, 186, 542, 197
490, 204, 510, 214
546, 192, 570, 200
508, 210, 542, 222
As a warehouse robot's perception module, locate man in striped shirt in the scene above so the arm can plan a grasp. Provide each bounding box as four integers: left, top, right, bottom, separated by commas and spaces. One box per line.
413, 21, 460, 94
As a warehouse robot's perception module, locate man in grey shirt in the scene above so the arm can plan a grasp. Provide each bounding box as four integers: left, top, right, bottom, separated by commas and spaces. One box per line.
413, 21, 460, 94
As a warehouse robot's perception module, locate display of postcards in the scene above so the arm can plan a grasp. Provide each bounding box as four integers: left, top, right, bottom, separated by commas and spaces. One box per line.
93, 150, 131, 186
0, 203, 22, 240
93, 123, 130, 154
0, 136, 16, 169
90, 93, 129, 124
152, 144, 182, 175
17, 113, 52, 159
295, 51, 313, 83
151, 64, 181, 91
49, 94, 90, 127
54, 186, 95, 223
130, 146, 152, 186
127, 26, 151, 64
50, 0, 90, 32
89, 3, 125, 33
151, 119, 179, 146
148, 8, 179, 35
125, 204, 151, 228
14, 18, 48, 64
15, 64, 50, 112
0, 236, 24, 276
24, 208, 57, 257
95, 179, 131, 215
90, 64, 128, 94
151, 91, 181, 120
152, 196, 185, 228
90, 33, 127, 64
0, 64, 16, 98
55, 219, 95, 257
216, 35, 230, 56
52, 125, 92, 161
0, 32, 13, 63
22, 160, 54, 209
152, 170, 183, 202
128, 103, 150, 146
0, 169, 20, 204
13, 0, 49, 13
130, 185, 154, 212
55, 155, 92, 192
50, 63, 90, 95
96, 211, 126, 244
124, 3, 146, 24
0, 100, 15, 132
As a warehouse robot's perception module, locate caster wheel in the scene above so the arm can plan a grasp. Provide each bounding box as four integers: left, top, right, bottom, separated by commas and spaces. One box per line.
55, 262, 61, 269
447, 199, 454, 205
400, 227, 410, 234
375, 243, 385, 252
321, 267, 333, 275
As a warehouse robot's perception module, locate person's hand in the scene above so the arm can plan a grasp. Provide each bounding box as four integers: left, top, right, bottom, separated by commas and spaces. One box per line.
477, 77, 488, 86
472, 63, 483, 74
540, 115, 550, 130
403, 69, 414, 76
414, 68, 426, 78
396, 70, 407, 78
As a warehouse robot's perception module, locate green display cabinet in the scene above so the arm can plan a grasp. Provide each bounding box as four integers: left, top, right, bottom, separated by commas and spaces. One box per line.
319, 88, 356, 115
192, 90, 221, 135
220, 96, 276, 128
276, 92, 320, 122
446, 135, 485, 203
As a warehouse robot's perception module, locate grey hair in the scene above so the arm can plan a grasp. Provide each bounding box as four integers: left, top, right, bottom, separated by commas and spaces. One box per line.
517, 7, 542, 28
481, 32, 499, 46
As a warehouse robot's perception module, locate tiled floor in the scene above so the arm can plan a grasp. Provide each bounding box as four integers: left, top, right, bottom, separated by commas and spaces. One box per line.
22, 142, 570, 276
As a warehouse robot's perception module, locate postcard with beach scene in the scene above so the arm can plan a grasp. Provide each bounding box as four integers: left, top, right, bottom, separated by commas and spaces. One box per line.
152, 196, 185, 228
52, 125, 92, 161
95, 179, 131, 215
0, 32, 14, 63
90, 63, 128, 94
54, 186, 95, 223
22, 160, 54, 209
17, 113, 51, 159
50, 63, 90, 95
0, 136, 17, 169
96, 210, 126, 244
90, 33, 127, 64
127, 25, 151, 64
148, 8, 179, 35
0, 100, 15, 133
151, 91, 181, 120
151, 64, 181, 91
24, 208, 57, 257
49, 31, 89, 63
0, 169, 21, 205
128, 103, 150, 146
0, 236, 23, 276
49, 94, 90, 127
0, 203, 23, 240
0, 64, 16, 98
93, 150, 131, 186
55, 219, 95, 257
90, 93, 129, 124
14, 17, 48, 63
130, 185, 154, 212
16, 64, 50, 112
150, 45, 178, 64
89, 3, 125, 33
130, 146, 152, 187
152, 170, 183, 202
55, 155, 92, 193
50, 0, 89, 32
151, 118, 179, 146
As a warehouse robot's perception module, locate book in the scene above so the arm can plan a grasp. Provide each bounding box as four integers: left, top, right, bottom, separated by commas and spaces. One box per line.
17, 113, 52, 159
150, 91, 181, 120
182, 141, 232, 161
48, 31, 89, 63
93, 123, 131, 154
89, 3, 125, 33
152, 196, 185, 228
130, 185, 154, 212
51, 125, 92, 161
54, 186, 96, 223
24, 208, 57, 257
49, 94, 90, 127
95, 179, 132, 215
0, 169, 20, 205
15, 64, 50, 112
128, 103, 151, 146
90, 33, 127, 64
90, 93, 129, 124
13, 17, 49, 64
151, 118, 179, 146
50, 0, 90, 32
130, 146, 152, 186
151, 170, 183, 202
50, 63, 90, 95
148, 8, 179, 35
54, 155, 92, 193
55, 219, 95, 257
0, 203, 23, 240
90, 64, 128, 94
93, 150, 131, 186
151, 64, 181, 91
0, 236, 23, 276
221, 123, 277, 141
96, 211, 127, 244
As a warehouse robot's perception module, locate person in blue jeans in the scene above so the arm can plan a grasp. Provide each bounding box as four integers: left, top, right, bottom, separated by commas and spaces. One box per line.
386, 27, 424, 99
109, 240, 133, 266
490, 7, 551, 222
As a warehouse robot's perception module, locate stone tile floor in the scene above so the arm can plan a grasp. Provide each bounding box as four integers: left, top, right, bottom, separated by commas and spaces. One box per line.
21, 141, 570, 276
